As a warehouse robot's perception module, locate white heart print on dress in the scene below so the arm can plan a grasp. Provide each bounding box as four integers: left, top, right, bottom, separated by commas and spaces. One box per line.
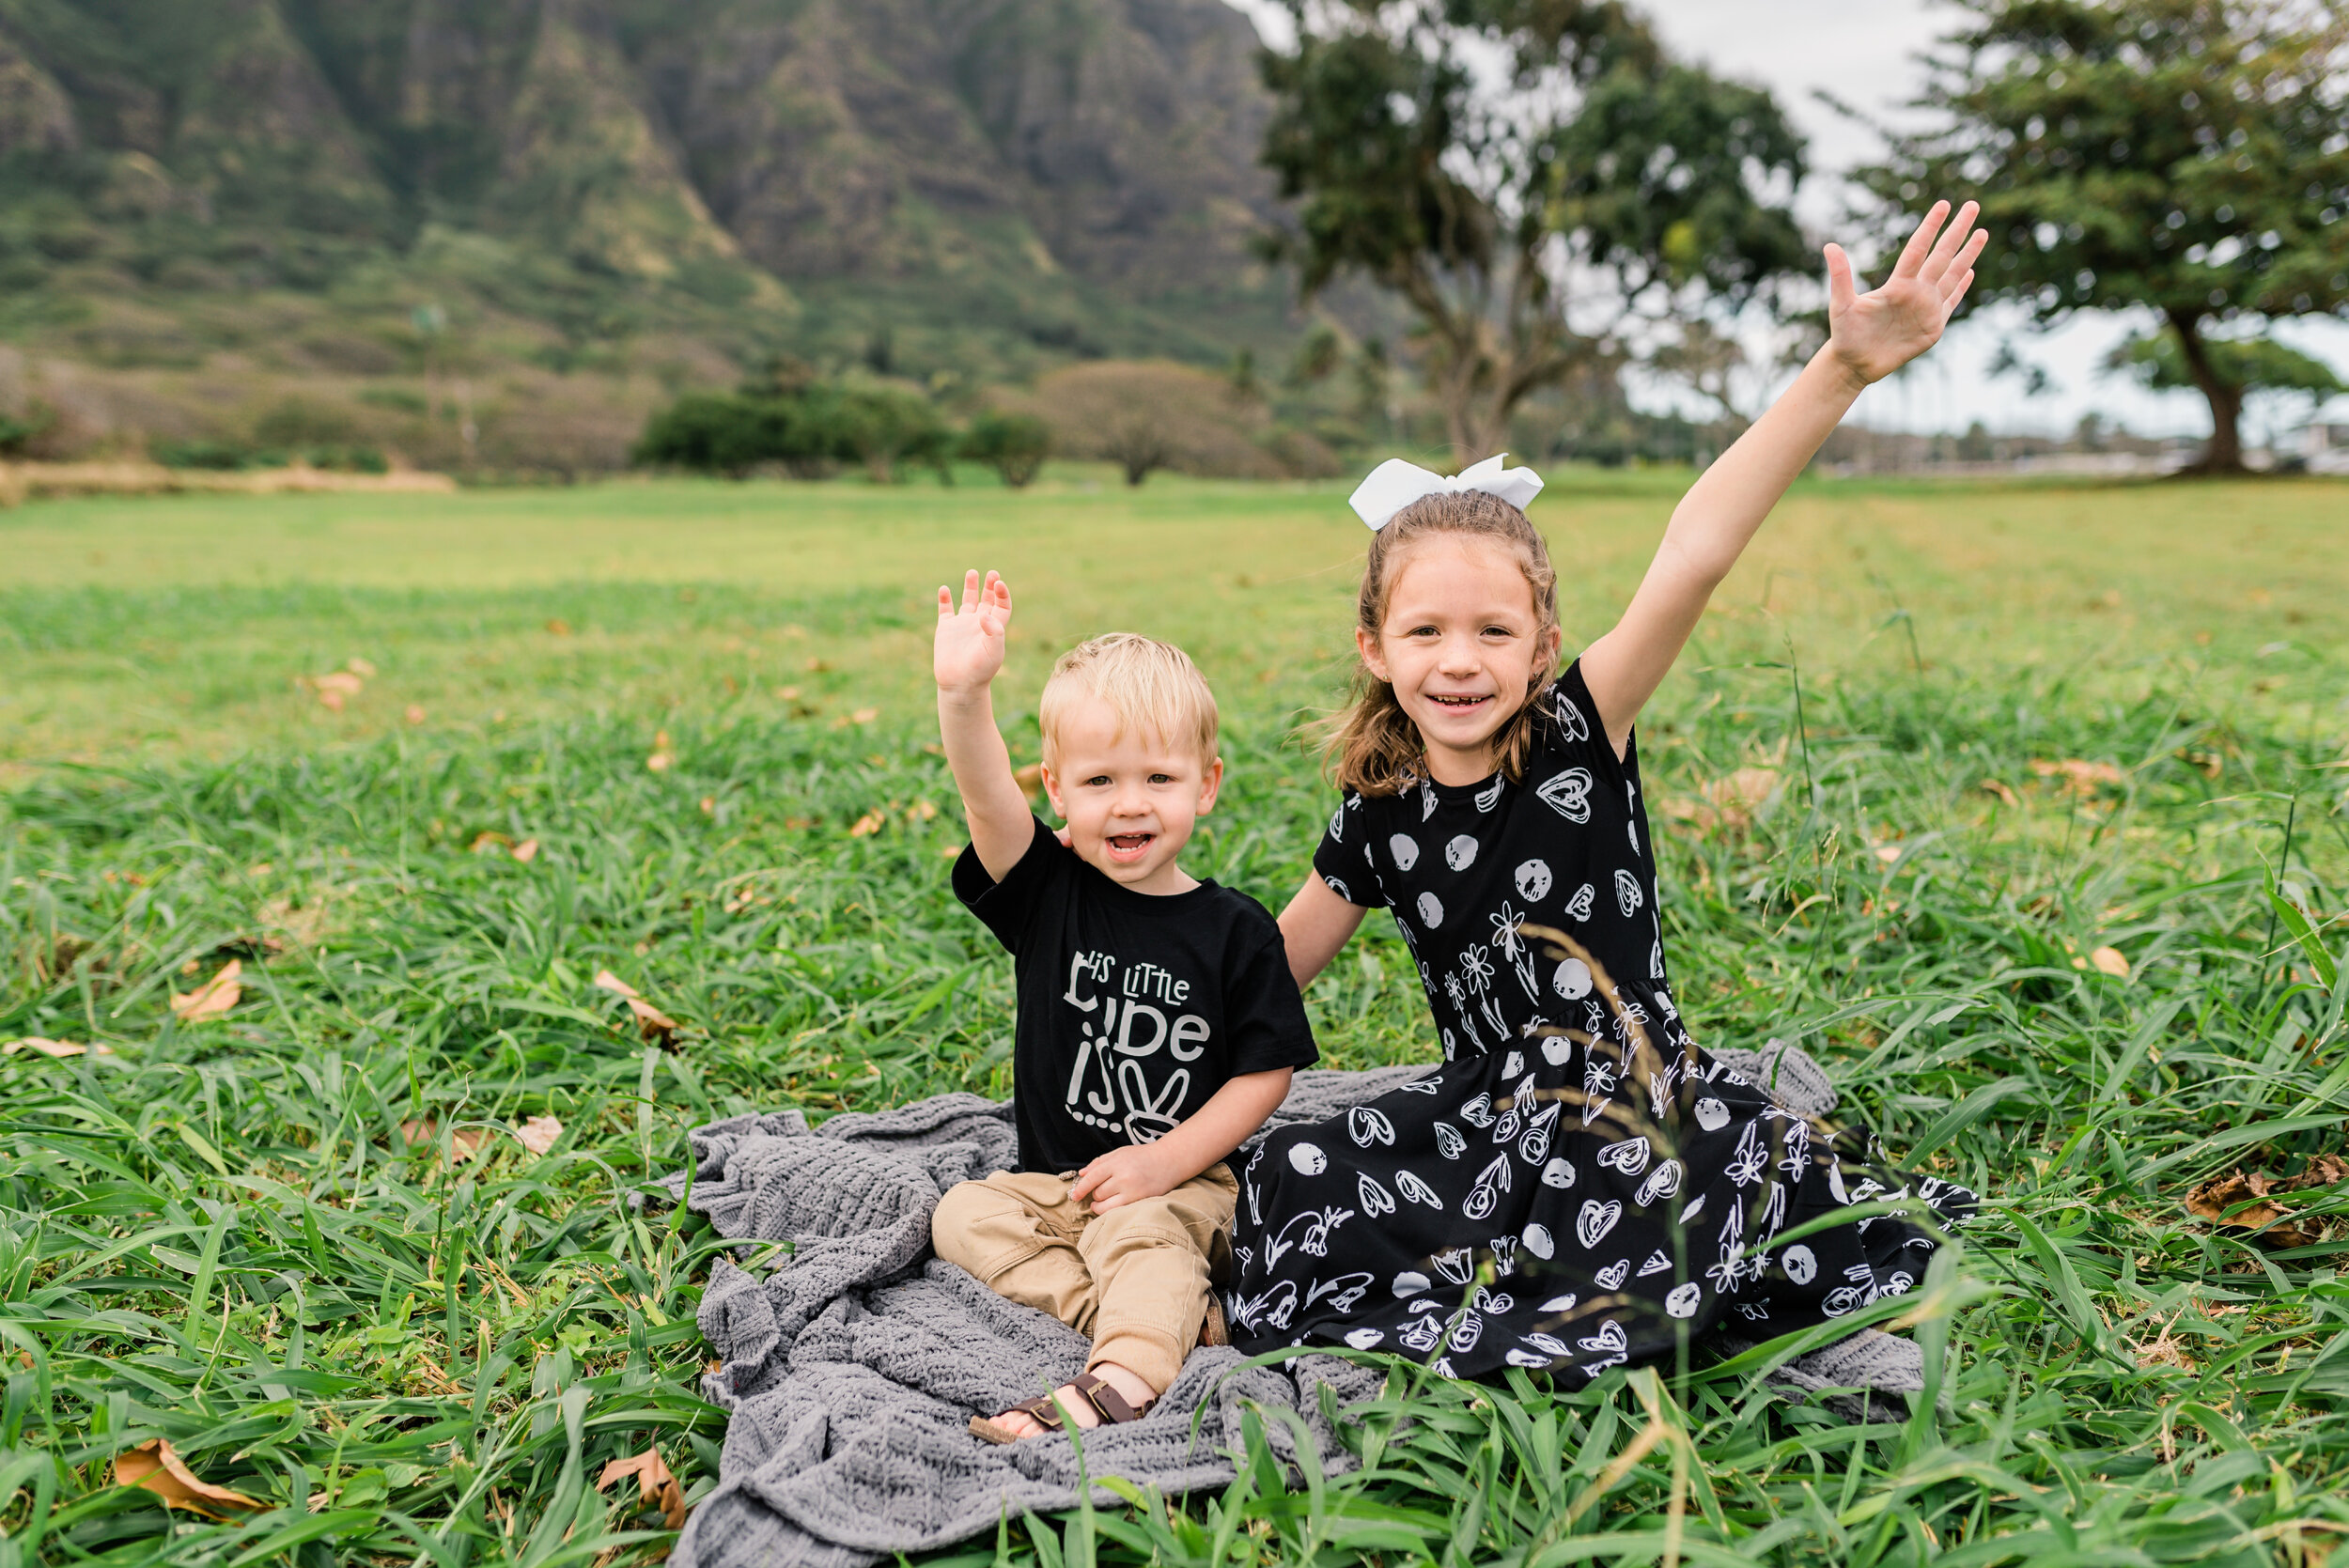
1522, 1222, 1556, 1260
1563, 883, 1595, 922
1615, 868, 1642, 916
1551, 957, 1592, 1000
1515, 859, 1552, 901
1576, 1199, 1623, 1250
1594, 1259, 1630, 1290
1396, 1171, 1443, 1209
1389, 833, 1420, 871
1635, 1159, 1684, 1206
1694, 1097, 1731, 1132
1417, 892, 1444, 928
1288, 1142, 1328, 1175
1348, 1107, 1395, 1147
1434, 1122, 1467, 1159
1535, 768, 1594, 823
1458, 1094, 1496, 1128
1553, 691, 1590, 740
1357, 1174, 1396, 1217
1665, 1281, 1703, 1319
1445, 834, 1479, 871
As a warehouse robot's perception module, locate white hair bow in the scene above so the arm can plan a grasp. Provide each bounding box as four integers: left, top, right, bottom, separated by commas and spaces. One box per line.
1347, 453, 1545, 531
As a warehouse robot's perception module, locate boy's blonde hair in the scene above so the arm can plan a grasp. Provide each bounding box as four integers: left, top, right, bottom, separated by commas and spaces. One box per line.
1039, 633, 1220, 769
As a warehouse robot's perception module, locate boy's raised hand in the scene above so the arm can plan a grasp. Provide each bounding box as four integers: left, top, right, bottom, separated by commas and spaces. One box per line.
1824, 199, 1988, 388
935, 568, 1012, 693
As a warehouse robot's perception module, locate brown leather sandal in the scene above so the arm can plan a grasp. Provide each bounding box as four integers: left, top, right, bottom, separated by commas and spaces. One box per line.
1200, 1295, 1229, 1348
969, 1372, 1156, 1444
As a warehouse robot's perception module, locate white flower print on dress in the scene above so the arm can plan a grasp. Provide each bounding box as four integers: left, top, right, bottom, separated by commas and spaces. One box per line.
1460, 943, 1496, 995
1420, 779, 1439, 820
1705, 1203, 1744, 1294
1489, 904, 1540, 998
1726, 1119, 1769, 1188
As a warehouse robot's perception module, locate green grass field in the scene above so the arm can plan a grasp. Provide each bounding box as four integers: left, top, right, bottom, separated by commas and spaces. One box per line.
3, 469, 2347, 1566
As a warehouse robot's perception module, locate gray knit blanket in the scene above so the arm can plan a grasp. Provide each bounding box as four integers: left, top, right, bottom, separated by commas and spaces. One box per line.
656, 1047, 1925, 1568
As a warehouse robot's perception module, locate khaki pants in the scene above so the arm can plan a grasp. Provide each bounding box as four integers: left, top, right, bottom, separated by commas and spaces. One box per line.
932, 1164, 1237, 1394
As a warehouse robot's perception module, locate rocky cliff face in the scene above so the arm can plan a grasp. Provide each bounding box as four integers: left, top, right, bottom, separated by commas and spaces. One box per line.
0, 0, 1277, 299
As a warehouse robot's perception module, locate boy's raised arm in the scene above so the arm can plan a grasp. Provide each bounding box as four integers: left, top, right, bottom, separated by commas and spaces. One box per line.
1580, 199, 1986, 754
936, 569, 1036, 882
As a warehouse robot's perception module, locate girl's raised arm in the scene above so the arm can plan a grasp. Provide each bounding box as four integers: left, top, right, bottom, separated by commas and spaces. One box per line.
1579, 200, 1985, 754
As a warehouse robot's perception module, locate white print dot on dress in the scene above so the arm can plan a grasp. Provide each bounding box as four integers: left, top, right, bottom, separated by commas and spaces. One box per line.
1345, 1327, 1385, 1349
1417, 891, 1444, 928
1551, 957, 1592, 1000
1392, 1270, 1431, 1296
1540, 1157, 1576, 1188
1514, 858, 1552, 900
1521, 1222, 1555, 1260
1389, 833, 1420, 871
1665, 1281, 1703, 1318
1444, 833, 1478, 871
1781, 1244, 1817, 1285
1694, 1097, 1731, 1132
1288, 1142, 1328, 1175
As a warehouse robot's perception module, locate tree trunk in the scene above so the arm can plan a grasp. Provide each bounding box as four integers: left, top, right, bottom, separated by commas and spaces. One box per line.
2166, 308, 2245, 474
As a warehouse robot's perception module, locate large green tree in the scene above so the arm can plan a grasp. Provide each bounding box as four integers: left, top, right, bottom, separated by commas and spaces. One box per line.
1858, 0, 2349, 473
1257, 0, 1812, 462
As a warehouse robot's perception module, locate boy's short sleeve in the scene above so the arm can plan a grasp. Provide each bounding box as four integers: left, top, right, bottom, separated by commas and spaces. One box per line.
1224, 921, 1320, 1075
951, 815, 1066, 954
1311, 794, 1384, 908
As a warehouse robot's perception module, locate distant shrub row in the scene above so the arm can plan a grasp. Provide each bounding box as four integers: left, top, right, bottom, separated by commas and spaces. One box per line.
632, 385, 1048, 487
151, 441, 390, 474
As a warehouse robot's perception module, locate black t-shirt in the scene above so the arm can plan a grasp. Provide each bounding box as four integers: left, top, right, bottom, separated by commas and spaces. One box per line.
955, 816, 1320, 1174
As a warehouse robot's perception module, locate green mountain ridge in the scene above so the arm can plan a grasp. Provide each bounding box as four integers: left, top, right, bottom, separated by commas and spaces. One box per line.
0, 0, 1294, 469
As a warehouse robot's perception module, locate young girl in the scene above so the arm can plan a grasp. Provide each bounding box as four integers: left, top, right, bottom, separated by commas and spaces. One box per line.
1224, 202, 1988, 1380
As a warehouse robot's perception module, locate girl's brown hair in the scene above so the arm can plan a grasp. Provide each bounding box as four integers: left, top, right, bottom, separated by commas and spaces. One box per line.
1326, 488, 1560, 796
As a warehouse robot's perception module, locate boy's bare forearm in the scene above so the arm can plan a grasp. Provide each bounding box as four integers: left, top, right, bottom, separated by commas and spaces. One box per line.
1150, 1068, 1294, 1184
937, 683, 1035, 880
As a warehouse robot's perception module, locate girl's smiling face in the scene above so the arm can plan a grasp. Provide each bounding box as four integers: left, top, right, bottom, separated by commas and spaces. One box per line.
1360, 535, 1560, 785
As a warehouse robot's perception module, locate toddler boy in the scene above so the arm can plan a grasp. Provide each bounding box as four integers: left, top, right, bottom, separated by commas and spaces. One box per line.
931, 569, 1316, 1442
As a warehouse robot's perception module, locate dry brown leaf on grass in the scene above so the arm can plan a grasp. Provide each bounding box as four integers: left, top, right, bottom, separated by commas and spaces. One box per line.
308, 670, 365, 712
2030, 758, 2125, 796
512, 1115, 563, 1157
170, 959, 241, 1022
2186, 1168, 2330, 1250
2090, 945, 2130, 978
849, 706, 878, 725
6, 1036, 88, 1057
404, 704, 428, 725
646, 730, 677, 772
116, 1440, 265, 1517
593, 970, 678, 1039
1663, 768, 1779, 835
511, 838, 539, 863
848, 810, 885, 838
1981, 778, 2021, 808
597, 1447, 689, 1533
398, 1119, 490, 1162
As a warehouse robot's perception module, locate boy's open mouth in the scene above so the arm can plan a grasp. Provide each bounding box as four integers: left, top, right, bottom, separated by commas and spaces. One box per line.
1105, 831, 1156, 861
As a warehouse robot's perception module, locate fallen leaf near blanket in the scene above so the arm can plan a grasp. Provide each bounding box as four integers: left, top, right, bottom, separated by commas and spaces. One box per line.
513, 1115, 563, 1156
170, 960, 241, 1021
594, 970, 677, 1039
2186, 1169, 2322, 1249
598, 1446, 689, 1537
399, 1119, 490, 1162
6, 1036, 86, 1057
511, 838, 539, 863
2090, 945, 2129, 977
116, 1439, 265, 1517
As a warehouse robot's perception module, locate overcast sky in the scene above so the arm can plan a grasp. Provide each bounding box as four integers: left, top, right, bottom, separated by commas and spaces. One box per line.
1227, 0, 2349, 440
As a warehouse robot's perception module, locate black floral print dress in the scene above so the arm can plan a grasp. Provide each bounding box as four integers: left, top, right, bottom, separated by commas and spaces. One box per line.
1223, 662, 1975, 1380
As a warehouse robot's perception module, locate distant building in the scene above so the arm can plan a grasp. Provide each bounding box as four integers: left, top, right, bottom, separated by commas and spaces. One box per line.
2297, 422, 2349, 474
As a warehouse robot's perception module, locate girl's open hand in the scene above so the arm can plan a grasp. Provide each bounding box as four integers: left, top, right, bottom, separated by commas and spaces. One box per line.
935, 568, 1012, 695
1824, 199, 1987, 388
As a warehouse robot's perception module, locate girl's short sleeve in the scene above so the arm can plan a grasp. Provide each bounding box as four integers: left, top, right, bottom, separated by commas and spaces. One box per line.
1310, 794, 1384, 908
1532, 660, 1623, 774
